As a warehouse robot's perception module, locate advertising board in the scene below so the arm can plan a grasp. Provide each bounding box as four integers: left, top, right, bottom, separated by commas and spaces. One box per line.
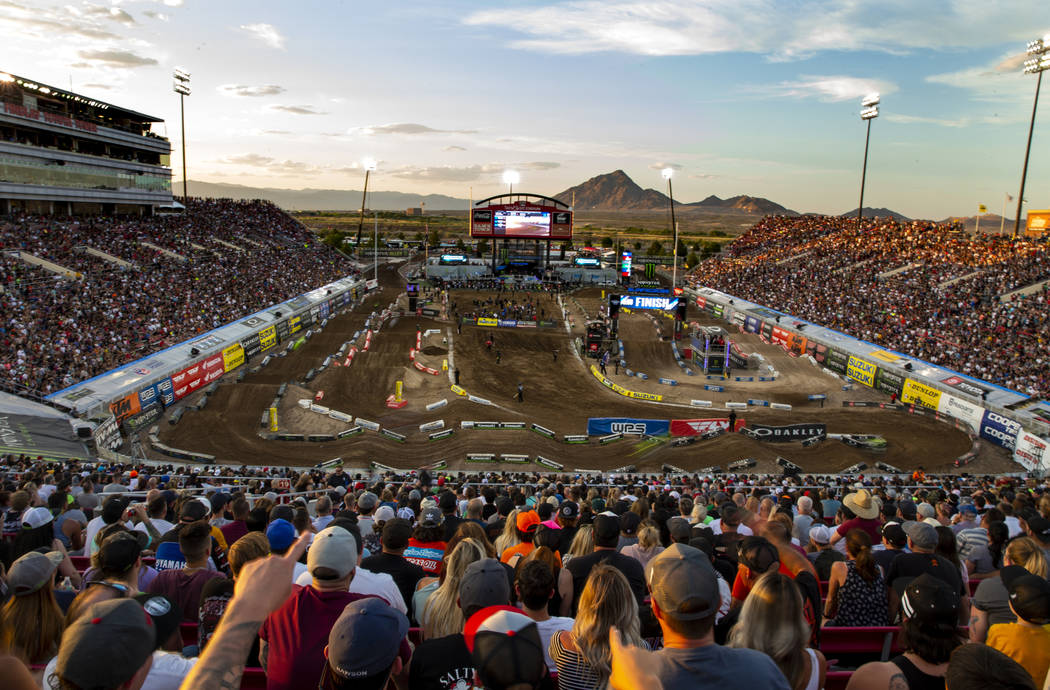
477, 317, 498, 327
222, 344, 245, 372
170, 361, 204, 400
619, 295, 679, 311
240, 332, 261, 359
846, 356, 877, 387
747, 423, 827, 441
771, 327, 791, 347
874, 367, 904, 396
1013, 431, 1047, 471
979, 410, 1022, 450
202, 354, 224, 384
138, 378, 173, 408
108, 393, 140, 422
744, 316, 760, 333
587, 418, 670, 436
935, 391, 984, 432
901, 378, 942, 409
471, 202, 572, 239
939, 374, 992, 399
258, 325, 277, 352
670, 418, 745, 436
826, 349, 848, 374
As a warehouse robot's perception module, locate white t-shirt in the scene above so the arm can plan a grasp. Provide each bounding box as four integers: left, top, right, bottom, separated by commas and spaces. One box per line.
312, 515, 335, 531
532, 617, 574, 671
84, 516, 106, 555
135, 518, 175, 537
707, 519, 753, 536
294, 568, 407, 614
43, 650, 197, 690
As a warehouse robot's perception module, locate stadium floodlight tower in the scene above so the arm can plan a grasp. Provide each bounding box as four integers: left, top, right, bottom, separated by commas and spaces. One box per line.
355, 157, 377, 246
1014, 35, 1050, 238
857, 92, 880, 221
172, 68, 191, 202
503, 169, 520, 195
662, 167, 678, 288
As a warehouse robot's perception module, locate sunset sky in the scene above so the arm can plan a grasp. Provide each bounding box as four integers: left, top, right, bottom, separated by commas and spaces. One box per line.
3, 0, 1048, 218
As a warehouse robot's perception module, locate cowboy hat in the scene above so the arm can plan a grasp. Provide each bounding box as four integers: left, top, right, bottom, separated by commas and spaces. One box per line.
843, 489, 880, 520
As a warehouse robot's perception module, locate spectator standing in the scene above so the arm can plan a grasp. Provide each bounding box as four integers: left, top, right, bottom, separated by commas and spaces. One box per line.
886, 521, 968, 622
500, 510, 540, 564
355, 491, 379, 539
312, 495, 335, 532
824, 529, 888, 626
439, 491, 464, 541
515, 560, 574, 674
220, 497, 251, 547
265, 518, 308, 583
985, 566, 1050, 686
620, 522, 664, 571
147, 521, 226, 622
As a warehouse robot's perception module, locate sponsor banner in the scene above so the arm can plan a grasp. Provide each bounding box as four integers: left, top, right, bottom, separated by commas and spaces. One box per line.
730, 312, 746, 326
620, 295, 679, 311
477, 317, 498, 327
138, 378, 173, 408
760, 321, 773, 339
813, 343, 828, 364
300, 310, 315, 328
587, 418, 670, 436
846, 356, 877, 387
123, 403, 160, 431
869, 349, 904, 364
744, 315, 760, 333
695, 295, 707, 310
670, 418, 745, 436
258, 325, 277, 352
202, 354, 224, 384
498, 319, 517, 328
170, 361, 205, 400
589, 365, 663, 401
241, 332, 261, 359
826, 349, 848, 374
771, 327, 791, 347
517, 321, 537, 328
222, 344, 245, 372
936, 392, 984, 432
979, 410, 1022, 451
93, 417, 122, 451
320, 300, 330, 319
874, 368, 904, 396
940, 374, 993, 399
748, 423, 827, 442
788, 333, 807, 355
711, 303, 724, 318
901, 378, 942, 410
289, 315, 302, 333
109, 392, 141, 422
365, 278, 379, 290
275, 319, 290, 341
1014, 431, 1048, 471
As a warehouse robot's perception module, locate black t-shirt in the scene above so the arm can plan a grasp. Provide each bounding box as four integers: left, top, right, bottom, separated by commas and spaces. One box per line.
566, 549, 646, 615
886, 552, 964, 597
872, 548, 904, 576
408, 633, 475, 690
361, 552, 425, 618
557, 525, 578, 556
441, 515, 464, 542
326, 473, 349, 488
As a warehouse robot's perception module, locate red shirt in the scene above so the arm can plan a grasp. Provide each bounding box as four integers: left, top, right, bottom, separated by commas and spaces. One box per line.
836, 517, 882, 543
220, 520, 249, 547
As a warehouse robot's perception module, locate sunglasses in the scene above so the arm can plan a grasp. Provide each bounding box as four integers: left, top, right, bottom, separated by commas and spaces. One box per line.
86, 580, 130, 595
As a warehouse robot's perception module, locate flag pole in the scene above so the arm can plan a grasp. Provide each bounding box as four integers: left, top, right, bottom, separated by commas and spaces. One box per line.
1000, 194, 1009, 235
976, 206, 981, 235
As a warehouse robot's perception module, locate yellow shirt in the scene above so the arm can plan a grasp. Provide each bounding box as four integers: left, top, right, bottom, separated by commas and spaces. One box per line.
987, 623, 1050, 686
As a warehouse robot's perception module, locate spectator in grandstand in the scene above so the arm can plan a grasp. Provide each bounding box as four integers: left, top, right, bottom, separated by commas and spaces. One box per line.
807, 523, 846, 579
409, 558, 511, 690
48, 599, 156, 690
514, 559, 574, 674
404, 506, 447, 575
355, 490, 380, 540
85, 528, 150, 594
361, 517, 426, 621
464, 605, 552, 690
562, 524, 593, 567
438, 491, 464, 541
971, 538, 1049, 643
887, 521, 969, 623
52, 492, 87, 554
936, 525, 970, 583
728, 571, 826, 690
1022, 516, 1050, 562
197, 531, 270, 662
846, 574, 964, 690
265, 517, 308, 583
134, 493, 174, 540
967, 520, 1009, 580
1, 550, 65, 663
420, 538, 488, 639
828, 489, 882, 548
620, 521, 664, 570
501, 510, 541, 564
561, 514, 647, 617
556, 500, 580, 555
793, 495, 816, 544
985, 566, 1050, 686
494, 508, 523, 555
9, 505, 81, 588
952, 503, 980, 535
220, 496, 251, 547
945, 644, 1038, 690
872, 522, 908, 573
319, 597, 411, 690
147, 520, 226, 623
824, 529, 888, 626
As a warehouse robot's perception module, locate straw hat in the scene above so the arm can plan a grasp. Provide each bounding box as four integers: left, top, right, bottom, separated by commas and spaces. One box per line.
842, 489, 880, 520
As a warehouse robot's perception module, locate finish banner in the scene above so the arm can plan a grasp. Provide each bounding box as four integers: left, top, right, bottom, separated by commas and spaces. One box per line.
748, 423, 827, 441
846, 356, 877, 387
222, 344, 245, 372
979, 410, 1022, 451
901, 378, 941, 409
670, 418, 746, 436
587, 417, 670, 436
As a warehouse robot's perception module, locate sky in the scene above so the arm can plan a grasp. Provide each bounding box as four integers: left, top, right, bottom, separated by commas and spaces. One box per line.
2, 0, 1049, 219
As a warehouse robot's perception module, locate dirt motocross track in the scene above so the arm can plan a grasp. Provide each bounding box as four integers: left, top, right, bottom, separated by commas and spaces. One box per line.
155, 264, 1015, 475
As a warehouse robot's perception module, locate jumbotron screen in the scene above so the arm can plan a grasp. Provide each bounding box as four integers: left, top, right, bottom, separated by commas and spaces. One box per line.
494, 210, 550, 237
471, 203, 572, 239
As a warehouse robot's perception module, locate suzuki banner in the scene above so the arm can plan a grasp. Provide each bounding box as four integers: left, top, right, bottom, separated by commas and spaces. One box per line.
935, 392, 984, 432
980, 410, 1022, 451
670, 418, 745, 436
846, 356, 877, 387
587, 418, 670, 436
901, 378, 942, 409
748, 423, 827, 441
258, 325, 277, 352
1013, 431, 1048, 471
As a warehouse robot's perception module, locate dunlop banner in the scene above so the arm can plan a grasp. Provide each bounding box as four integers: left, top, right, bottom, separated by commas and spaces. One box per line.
901, 378, 942, 409
477, 317, 498, 327
222, 343, 245, 372
846, 356, 877, 387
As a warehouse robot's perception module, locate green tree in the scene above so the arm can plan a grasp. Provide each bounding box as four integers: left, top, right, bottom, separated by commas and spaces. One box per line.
601, 236, 613, 248
559, 241, 571, 259
647, 240, 663, 256
633, 241, 642, 250
476, 239, 490, 257
427, 228, 440, 246
686, 252, 700, 268
455, 237, 466, 250
676, 239, 688, 257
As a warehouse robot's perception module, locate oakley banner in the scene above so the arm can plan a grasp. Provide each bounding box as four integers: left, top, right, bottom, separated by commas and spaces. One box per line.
748, 423, 827, 442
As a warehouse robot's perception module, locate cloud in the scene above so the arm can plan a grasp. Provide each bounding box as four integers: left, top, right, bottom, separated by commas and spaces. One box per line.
760, 75, 896, 102
926, 51, 1037, 101
239, 23, 285, 49
107, 8, 135, 25
220, 153, 319, 175
0, 2, 122, 41
521, 161, 560, 170
351, 122, 478, 136
76, 49, 158, 68
389, 165, 488, 182
261, 129, 292, 135
463, 1, 1046, 60
218, 84, 285, 97
142, 10, 169, 21
268, 104, 326, 115
81, 83, 114, 90
443, 145, 467, 152
649, 162, 683, 171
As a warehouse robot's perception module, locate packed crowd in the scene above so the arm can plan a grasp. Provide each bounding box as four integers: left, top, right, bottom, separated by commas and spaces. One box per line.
0, 199, 356, 395
688, 215, 1050, 397
455, 294, 557, 323
433, 277, 574, 293
2, 455, 1050, 689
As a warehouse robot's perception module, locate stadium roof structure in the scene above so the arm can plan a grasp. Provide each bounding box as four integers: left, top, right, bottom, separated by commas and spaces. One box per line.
0, 70, 163, 123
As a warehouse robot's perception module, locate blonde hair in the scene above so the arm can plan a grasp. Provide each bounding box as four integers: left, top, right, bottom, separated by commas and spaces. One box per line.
1005, 537, 1048, 578
566, 524, 594, 560
728, 571, 810, 690
422, 538, 487, 639
493, 509, 522, 555
228, 532, 270, 578
637, 523, 661, 550
571, 565, 644, 683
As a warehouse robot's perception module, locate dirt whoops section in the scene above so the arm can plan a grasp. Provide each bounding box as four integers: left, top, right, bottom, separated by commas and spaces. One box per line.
154, 269, 1014, 475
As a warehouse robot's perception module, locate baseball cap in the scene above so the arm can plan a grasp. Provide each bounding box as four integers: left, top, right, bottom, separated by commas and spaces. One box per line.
420, 506, 444, 528
809, 524, 832, 545
958, 504, 977, 516
898, 501, 917, 519
620, 511, 641, 536
7, 551, 63, 596
645, 544, 720, 621
880, 523, 908, 548
438, 491, 457, 511
1026, 516, 1050, 541
397, 507, 416, 521
559, 501, 579, 520
902, 520, 938, 550
266, 518, 297, 552
270, 504, 295, 523
209, 493, 230, 514
590, 497, 606, 513
464, 606, 546, 690
180, 499, 209, 523
357, 492, 379, 512
1001, 565, 1050, 625
308, 526, 357, 580
667, 517, 691, 543
55, 599, 156, 689
374, 505, 396, 523
321, 598, 409, 689
916, 503, 936, 519
592, 514, 620, 542
900, 573, 960, 625
99, 531, 147, 573
736, 536, 780, 574
459, 558, 510, 617
134, 593, 181, 651
21, 506, 54, 530
516, 510, 540, 534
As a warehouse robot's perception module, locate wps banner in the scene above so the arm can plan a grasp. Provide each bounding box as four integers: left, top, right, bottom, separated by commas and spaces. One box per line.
748, 423, 827, 441
744, 316, 760, 333
587, 418, 670, 436
980, 410, 1022, 451
846, 356, 877, 388
670, 418, 745, 436
1014, 431, 1048, 471
935, 392, 984, 432
901, 378, 942, 409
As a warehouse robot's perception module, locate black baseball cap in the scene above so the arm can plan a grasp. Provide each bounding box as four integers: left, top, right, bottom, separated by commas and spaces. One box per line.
559, 501, 579, 519
1026, 516, 1050, 542
321, 598, 408, 689
1001, 565, 1050, 624
592, 514, 620, 542
620, 511, 641, 536
900, 573, 960, 625
180, 499, 209, 523
880, 523, 908, 548
438, 491, 457, 511
98, 531, 148, 573
736, 536, 779, 574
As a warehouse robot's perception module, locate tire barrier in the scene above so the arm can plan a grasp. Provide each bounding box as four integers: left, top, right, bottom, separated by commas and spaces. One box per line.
169, 408, 185, 425
370, 461, 398, 472
531, 424, 555, 439
311, 404, 330, 415
728, 458, 757, 470
413, 361, 440, 375
662, 463, 689, 474
758, 376, 776, 382
276, 383, 288, 398
429, 428, 454, 441
770, 403, 793, 410
303, 368, 317, 383
236, 370, 247, 382
808, 394, 827, 401
323, 355, 334, 367
637, 372, 649, 380
536, 456, 564, 470
876, 461, 904, 473
776, 457, 802, 473
337, 427, 362, 438
328, 410, 353, 422
355, 418, 380, 431
564, 434, 588, 444
624, 368, 635, 377
275, 433, 305, 442
704, 385, 724, 392
260, 411, 269, 427
314, 391, 325, 402
205, 383, 219, 396
599, 433, 623, 444
427, 459, 449, 470
362, 330, 373, 351
842, 462, 868, 473
426, 399, 448, 411
690, 400, 713, 407
419, 420, 444, 433
502, 454, 529, 464
725, 402, 748, 409
747, 399, 770, 407
659, 378, 679, 386
801, 435, 824, 447
698, 465, 722, 474
308, 434, 336, 442
468, 395, 493, 406
195, 396, 208, 411
380, 428, 406, 443
409, 349, 416, 361
467, 453, 496, 463
297, 399, 311, 409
